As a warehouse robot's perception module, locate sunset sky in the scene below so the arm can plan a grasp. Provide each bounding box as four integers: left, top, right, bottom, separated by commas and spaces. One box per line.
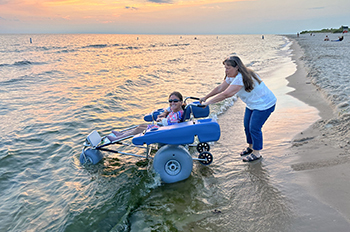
0, 0, 349, 34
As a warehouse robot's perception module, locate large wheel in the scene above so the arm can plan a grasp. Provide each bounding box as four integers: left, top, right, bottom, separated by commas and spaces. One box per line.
80, 148, 103, 165
153, 145, 193, 183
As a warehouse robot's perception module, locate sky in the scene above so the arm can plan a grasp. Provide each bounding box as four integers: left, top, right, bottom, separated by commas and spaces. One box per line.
0, 0, 349, 34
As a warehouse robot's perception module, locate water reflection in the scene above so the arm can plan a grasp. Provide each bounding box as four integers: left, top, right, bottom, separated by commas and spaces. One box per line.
0, 34, 320, 232
102, 153, 295, 232
242, 161, 293, 230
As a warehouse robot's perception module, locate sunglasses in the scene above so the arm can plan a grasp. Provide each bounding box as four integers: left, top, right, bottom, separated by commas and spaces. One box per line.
168, 99, 180, 103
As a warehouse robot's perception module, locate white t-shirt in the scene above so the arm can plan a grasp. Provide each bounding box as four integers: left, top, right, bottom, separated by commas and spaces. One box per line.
226, 73, 276, 110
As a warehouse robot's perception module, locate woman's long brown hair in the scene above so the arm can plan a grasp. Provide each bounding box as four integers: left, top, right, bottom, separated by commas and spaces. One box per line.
223, 56, 261, 92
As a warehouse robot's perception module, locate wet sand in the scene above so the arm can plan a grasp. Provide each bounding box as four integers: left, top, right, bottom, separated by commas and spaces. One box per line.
213, 33, 350, 230
286, 34, 350, 222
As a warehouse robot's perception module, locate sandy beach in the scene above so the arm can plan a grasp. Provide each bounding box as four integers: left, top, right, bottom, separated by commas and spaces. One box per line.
286, 33, 350, 221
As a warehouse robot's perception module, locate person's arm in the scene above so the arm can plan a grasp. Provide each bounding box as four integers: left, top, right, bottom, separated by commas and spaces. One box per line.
156, 109, 170, 121
200, 81, 230, 103
203, 84, 242, 106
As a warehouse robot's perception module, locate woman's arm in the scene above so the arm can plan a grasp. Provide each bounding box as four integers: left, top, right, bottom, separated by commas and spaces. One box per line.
200, 81, 230, 102
203, 84, 242, 106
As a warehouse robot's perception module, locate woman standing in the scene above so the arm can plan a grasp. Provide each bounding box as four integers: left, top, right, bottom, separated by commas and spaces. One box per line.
200, 56, 276, 162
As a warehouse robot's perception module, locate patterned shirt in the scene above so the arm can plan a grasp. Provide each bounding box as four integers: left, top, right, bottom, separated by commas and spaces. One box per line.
147, 109, 184, 130
166, 110, 184, 125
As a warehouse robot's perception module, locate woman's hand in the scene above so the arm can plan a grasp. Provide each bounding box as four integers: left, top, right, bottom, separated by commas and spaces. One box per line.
199, 97, 207, 104
201, 101, 209, 107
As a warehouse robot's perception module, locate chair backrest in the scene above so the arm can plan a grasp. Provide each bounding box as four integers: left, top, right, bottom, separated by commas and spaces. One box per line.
181, 101, 210, 122
86, 130, 102, 147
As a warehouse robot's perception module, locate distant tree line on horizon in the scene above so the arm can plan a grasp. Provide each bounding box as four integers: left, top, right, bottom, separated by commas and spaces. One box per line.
300, 26, 347, 34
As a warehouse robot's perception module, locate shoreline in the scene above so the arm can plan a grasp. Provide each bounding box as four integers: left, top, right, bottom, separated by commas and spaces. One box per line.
211, 35, 350, 230
286, 36, 350, 222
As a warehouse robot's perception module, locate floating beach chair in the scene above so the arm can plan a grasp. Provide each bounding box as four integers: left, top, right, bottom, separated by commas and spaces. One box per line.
80, 97, 221, 183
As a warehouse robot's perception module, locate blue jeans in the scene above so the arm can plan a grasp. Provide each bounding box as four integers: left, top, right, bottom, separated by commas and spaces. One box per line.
243, 105, 275, 151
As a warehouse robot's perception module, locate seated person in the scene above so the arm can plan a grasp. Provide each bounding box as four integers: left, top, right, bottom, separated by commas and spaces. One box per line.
109, 92, 185, 141
332, 35, 344, 42
324, 35, 329, 41
147, 91, 185, 129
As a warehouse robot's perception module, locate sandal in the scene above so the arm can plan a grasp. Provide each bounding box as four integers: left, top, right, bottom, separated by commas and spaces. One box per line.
240, 147, 253, 156
242, 153, 262, 162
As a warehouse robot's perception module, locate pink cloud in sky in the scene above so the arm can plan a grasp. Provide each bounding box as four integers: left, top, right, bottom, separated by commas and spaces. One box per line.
0, 0, 349, 34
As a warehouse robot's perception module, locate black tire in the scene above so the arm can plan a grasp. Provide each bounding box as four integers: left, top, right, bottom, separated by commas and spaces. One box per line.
198, 151, 213, 165
196, 142, 210, 153
153, 145, 193, 183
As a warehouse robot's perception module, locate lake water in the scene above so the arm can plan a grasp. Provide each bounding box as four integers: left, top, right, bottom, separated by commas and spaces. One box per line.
1, 34, 348, 231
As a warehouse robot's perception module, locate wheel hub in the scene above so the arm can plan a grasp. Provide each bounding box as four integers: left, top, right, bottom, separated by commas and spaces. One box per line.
164, 159, 181, 176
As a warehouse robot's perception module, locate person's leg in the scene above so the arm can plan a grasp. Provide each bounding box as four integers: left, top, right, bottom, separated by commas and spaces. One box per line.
241, 107, 253, 155
243, 107, 253, 145
250, 105, 275, 153
243, 105, 275, 161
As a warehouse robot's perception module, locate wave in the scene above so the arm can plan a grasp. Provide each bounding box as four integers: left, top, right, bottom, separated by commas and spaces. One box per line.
0, 74, 31, 85
149, 43, 190, 48
111, 43, 126, 47
1, 45, 69, 54
0, 60, 32, 67
120, 46, 142, 50
168, 58, 181, 63
79, 42, 187, 51
210, 96, 237, 120
83, 44, 108, 48
168, 43, 190, 47
0, 70, 61, 85
14, 60, 32, 66
36, 46, 50, 51
279, 36, 292, 49
81, 43, 142, 50
56, 49, 77, 53
0, 60, 46, 67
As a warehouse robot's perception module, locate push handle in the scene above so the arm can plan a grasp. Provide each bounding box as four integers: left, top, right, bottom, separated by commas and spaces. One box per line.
184, 96, 200, 104
186, 102, 206, 108
196, 104, 206, 108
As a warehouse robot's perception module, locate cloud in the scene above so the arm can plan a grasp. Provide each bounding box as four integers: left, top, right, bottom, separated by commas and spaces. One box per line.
147, 0, 173, 3
125, 6, 138, 10
0, 0, 10, 5
201, 5, 221, 9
